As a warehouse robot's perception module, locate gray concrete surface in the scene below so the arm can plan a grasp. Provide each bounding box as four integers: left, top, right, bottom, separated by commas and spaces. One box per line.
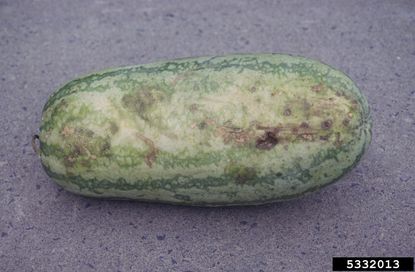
1, 0, 414, 271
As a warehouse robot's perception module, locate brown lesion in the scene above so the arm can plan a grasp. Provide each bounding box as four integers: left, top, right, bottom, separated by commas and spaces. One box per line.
254, 119, 334, 147
189, 103, 199, 112
309, 100, 339, 116
79, 159, 92, 168
216, 120, 323, 150
63, 156, 76, 167
302, 99, 312, 118
311, 83, 324, 93
171, 71, 194, 86
295, 121, 327, 142
335, 90, 361, 112
214, 117, 349, 150
299, 122, 309, 129
350, 99, 359, 111
136, 133, 159, 168
335, 90, 343, 97
342, 118, 350, 127
224, 163, 257, 185
271, 89, 281, 97
64, 140, 99, 168
63, 143, 85, 168
213, 89, 346, 149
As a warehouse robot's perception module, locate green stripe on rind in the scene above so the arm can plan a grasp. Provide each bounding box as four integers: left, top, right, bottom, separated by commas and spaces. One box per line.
43, 136, 368, 207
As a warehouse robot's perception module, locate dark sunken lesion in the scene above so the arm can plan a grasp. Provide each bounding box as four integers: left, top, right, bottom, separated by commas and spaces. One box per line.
197, 121, 207, 129
321, 119, 333, 130
109, 122, 119, 134
320, 135, 329, 141
256, 131, 278, 150
99, 138, 112, 157
283, 108, 292, 116
299, 122, 309, 129
342, 118, 350, 126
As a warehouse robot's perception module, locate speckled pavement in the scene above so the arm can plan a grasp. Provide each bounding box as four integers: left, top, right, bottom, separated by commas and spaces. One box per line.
1, 1, 414, 271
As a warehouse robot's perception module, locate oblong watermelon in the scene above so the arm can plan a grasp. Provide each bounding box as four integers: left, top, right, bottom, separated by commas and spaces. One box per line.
36, 53, 372, 206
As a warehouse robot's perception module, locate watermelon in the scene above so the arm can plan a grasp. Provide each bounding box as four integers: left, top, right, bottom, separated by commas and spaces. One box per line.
35, 53, 372, 206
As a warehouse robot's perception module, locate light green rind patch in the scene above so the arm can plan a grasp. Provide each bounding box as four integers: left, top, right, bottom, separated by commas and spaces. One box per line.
38, 53, 371, 206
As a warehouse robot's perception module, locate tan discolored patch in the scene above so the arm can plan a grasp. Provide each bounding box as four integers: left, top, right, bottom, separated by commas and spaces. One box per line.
61, 126, 74, 138
64, 156, 76, 167
300, 133, 314, 141
217, 124, 254, 146
170, 71, 193, 86
121, 89, 165, 121
189, 103, 199, 112
334, 132, 343, 147
271, 89, 281, 97
205, 119, 215, 126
